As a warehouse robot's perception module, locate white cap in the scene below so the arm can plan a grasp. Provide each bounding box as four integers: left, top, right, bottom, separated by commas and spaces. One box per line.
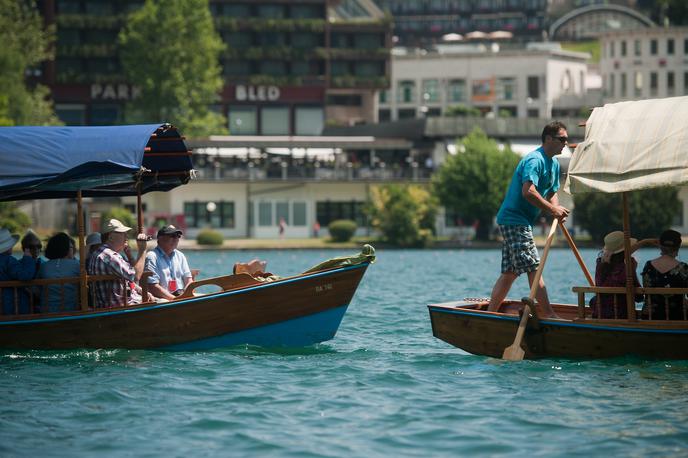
104, 219, 131, 233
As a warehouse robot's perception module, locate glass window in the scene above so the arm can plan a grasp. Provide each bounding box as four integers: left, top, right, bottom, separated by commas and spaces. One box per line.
684, 38, 688, 54
331, 61, 349, 76
58, 29, 81, 45
292, 202, 307, 226
668, 71, 675, 96
354, 33, 383, 49
229, 106, 257, 135
668, 38, 675, 55
260, 60, 287, 76
527, 108, 539, 118
448, 79, 466, 102
55, 104, 86, 126
378, 108, 391, 122
331, 33, 349, 48
355, 61, 383, 77
291, 5, 322, 19
258, 5, 285, 18
497, 77, 516, 100
634, 71, 643, 97
316, 201, 365, 227
291, 33, 320, 49
183, 201, 235, 228
257, 32, 286, 47
634, 39, 641, 56
262, 107, 290, 135
223, 4, 250, 17
609, 73, 615, 97
224, 32, 253, 48
621, 40, 627, 57
610, 41, 615, 58
223, 61, 251, 76
295, 107, 323, 135
90, 104, 120, 125
621, 73, 627, 97
276, 202, 289, 225
651, 39, 658, 55
57, 0, 81, 13
397, 80, 416, 103
527, 76, 539, 99
291, 61, 311, 76
398, 108, 416, 119
422, 79, 440, 103
258, 202, 272, 227
650, 72, 658, 96
379, 89, 388, 104
85, 1, 114, 14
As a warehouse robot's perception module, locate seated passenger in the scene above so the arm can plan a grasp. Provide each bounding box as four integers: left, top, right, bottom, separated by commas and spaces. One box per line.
592, 231, 646, 319
641, 229, 688, 320
36, 232, 80, 312
21, 230, 42, 274
0, 228, 37, 314
87, 219, 148, 308
144, 225, 192, 300
84, 232, 102, 266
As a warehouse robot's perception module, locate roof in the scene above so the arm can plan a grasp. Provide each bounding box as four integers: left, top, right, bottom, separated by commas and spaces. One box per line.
566, 97, 688, 194
0, 124, 192, 201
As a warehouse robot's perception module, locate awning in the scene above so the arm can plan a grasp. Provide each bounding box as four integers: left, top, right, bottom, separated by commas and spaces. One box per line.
566, 97, 688, 194
0, 124, 192, 201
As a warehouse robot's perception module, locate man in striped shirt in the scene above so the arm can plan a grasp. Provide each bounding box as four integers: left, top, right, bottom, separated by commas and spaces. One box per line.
87, 219, 148, 308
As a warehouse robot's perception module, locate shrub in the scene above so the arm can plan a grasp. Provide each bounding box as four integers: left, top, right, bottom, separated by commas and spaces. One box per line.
328, 219, 357, 242
196, 229, 223, 246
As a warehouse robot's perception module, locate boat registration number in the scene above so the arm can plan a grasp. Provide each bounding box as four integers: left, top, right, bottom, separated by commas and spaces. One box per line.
315, 283, 333, 293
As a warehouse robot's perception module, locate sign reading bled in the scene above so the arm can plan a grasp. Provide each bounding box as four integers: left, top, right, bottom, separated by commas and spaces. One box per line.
235, 85, 280, 102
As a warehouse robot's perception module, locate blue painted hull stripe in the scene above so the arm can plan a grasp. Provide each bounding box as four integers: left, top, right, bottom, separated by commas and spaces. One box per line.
428, 306, 688, 334
0, 263, 368, 326
160, 304, 349, 350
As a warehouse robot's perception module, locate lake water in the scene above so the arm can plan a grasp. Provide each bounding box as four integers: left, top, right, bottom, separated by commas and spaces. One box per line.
2, 248, 687, 457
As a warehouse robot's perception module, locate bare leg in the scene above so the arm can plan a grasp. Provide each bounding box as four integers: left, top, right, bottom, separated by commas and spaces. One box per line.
526, 271, 559, 318
488, 272, 518, 312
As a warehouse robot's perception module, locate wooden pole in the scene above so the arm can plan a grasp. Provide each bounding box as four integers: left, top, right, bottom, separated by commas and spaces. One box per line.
136, 185, 144, 234
622, 193, 637, 320
559, 223, 594, 286
77, 191, 88, 311
503, 218, 559, 361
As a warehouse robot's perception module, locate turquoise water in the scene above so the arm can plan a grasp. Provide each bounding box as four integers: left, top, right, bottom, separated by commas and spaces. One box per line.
2, 248, 688, 457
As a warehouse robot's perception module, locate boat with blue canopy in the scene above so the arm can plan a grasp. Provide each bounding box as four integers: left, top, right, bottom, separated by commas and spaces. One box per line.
0, 123, 373, 350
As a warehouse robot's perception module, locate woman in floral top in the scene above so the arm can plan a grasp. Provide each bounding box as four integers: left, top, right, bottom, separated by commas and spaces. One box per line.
641, 229, 688, 320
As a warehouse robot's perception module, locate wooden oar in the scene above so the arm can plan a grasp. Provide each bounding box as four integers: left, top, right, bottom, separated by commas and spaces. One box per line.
559, 223, 594, 286
502, 218, 559, 361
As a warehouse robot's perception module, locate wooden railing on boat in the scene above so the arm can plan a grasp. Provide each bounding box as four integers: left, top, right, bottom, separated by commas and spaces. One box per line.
0, 272, 151, 316
572, 286, 688, 321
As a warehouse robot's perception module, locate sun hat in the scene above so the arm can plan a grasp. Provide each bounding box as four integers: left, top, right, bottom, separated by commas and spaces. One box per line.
157, 225, 183, 237
0, 228, 20, 253
86, 232, 102, 247
659, 229, 682, 249
104, 219, 131, 233
603, 230, 637, 254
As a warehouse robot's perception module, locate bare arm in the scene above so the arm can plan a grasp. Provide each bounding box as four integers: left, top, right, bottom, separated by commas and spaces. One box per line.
521, 182, 569, 221
630, 238, 659, 253
133, 234, 148, 282
148, 282, 176, 300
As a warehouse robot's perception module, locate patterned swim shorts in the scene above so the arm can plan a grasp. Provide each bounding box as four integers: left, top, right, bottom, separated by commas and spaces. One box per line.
499, 225, 540, 275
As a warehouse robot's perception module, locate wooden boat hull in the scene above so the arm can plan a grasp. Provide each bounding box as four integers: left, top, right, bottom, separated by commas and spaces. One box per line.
428, 300, 688, 360
0, 264, 369, 350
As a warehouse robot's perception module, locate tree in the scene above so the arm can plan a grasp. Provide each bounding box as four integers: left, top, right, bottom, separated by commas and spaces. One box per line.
367, 184, 438, 247
100, 207, 137, 234
0, 0, 60, 126
0, 203, 32, 234
444, 104, 482, 117
573, 188, 681, 243
432, 128, 520, 240
119, 0, 227, 136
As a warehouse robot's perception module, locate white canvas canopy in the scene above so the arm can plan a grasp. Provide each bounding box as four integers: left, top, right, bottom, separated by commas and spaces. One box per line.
566, 96, 688, 194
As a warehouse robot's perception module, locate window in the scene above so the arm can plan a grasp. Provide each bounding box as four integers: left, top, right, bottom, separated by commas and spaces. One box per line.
261, 107, 290, 135
354, 33, 383, 49
223, 61, 251, 76
258, 5, 285, 18
609, 73, 615, 97
291, 33, 320, 49
650, 72, 658, 96
497, 77, 516, 100
668, 71, 675, 96
58, 29, 81, 45
444, 207, 461, 227
327, 95, 362, 106
684, 72, 688, 95
610, 41, 615, 58
527, 76, 539, 99
651, 39, 658, 55
225, 32, 253, 48
379, 90, 388, 104
668, 38, 675, 55
397, 108, 416, 119
260, 60, 287, 76
292, 202, 307, 226
448, 79, 466, 102
378, 109, 391, 122
85, 1, 114, 14
57, 0, 80, 13
229, 106, 257, 135
183, 201, 235, 228
223, 4, 250, 17
621, 40, 627, 57
355, 61, 383, 77
634, 39, 641, 56
527, 108, 539, 118
295, 107, 323, 135
331, 61, 349, 76
291, 4, 322, 18
685, 38, 688, 54
90, 104, 120, 125
258, 202, 272, 227
634, 71, 643, 97
276, 202, 289, 225
397, 80, 416, 103
316, 201, 365, 227
621, 73, 627, 97
422, 79, 440, 103
55, 104, 86, 126
331, 33, 349, 48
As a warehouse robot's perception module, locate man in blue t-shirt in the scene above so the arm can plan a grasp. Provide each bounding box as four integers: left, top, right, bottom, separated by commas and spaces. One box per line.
487, 121, 570, 318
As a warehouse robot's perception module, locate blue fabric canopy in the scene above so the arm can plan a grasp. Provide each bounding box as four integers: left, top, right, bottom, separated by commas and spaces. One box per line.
0, 124, 193, 201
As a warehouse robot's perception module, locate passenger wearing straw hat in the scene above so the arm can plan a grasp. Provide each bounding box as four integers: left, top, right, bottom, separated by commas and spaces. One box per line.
0, 228, 37, 314
487, 121, 570, 318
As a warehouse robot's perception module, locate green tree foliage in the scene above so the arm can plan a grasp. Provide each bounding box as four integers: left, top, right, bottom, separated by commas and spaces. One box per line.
100, 207, 137, 234
0, 0, 60, 126
0, 203, 32, 234
196, 228, 223, 246
367, 184, 438, 247
573, 188, 681, 243
638, 0, 688, 25
328, 219, 357, 242
432, 128, 520, 240
119, 0, 227, 136
444, 104, 482, 117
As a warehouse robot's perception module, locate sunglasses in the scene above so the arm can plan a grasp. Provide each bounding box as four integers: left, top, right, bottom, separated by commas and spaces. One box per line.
554, 136, 568, 143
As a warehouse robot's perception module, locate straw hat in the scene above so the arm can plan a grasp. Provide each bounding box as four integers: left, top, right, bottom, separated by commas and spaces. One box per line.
0, 228, 20, 253
103, 219, 131, 233
603, 231, 637, 254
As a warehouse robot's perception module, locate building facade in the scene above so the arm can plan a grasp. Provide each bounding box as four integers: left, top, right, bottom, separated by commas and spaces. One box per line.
378, 44, 592, 122
38, 0, 392, 132
600, 27, 688, 102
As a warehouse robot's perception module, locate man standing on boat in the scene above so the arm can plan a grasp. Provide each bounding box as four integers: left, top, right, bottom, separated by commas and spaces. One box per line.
144, 225, 193, 300
487, 121, 570, 318
88, 219, 149, 307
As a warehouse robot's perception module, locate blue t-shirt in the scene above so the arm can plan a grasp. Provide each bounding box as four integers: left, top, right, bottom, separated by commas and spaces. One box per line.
496, 147, 560, 226
144, 246, 191, 293
37, 258, 80, 312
